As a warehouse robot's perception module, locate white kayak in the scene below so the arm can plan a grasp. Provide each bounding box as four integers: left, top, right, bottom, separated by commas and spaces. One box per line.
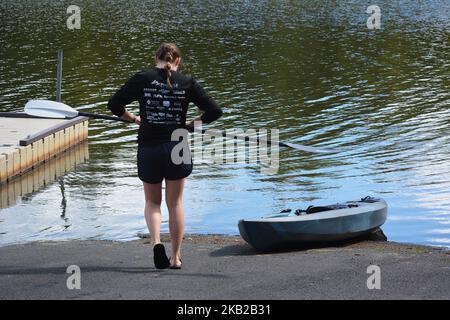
238, 196, 388, 251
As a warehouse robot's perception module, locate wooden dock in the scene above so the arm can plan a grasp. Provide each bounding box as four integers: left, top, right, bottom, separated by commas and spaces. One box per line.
0, 115, 89, 185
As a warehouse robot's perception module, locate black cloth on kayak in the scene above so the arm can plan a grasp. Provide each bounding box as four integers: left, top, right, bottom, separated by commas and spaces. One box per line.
108, 68, 223, 144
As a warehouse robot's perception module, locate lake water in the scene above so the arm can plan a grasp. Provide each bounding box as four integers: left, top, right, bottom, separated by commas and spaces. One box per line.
0, 0, 449, 247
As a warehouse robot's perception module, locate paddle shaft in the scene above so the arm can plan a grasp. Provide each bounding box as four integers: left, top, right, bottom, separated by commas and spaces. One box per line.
76, 112, 328, 152
196, 129, 334, 153
78, 112, 132, 123
77, 114, 285, 148
196, 128, 284, 147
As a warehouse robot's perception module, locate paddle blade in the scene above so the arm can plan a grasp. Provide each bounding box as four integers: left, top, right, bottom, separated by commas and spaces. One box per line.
24, 100, 79, 119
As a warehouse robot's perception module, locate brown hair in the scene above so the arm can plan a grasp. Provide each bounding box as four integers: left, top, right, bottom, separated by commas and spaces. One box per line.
155, 43, 181, 89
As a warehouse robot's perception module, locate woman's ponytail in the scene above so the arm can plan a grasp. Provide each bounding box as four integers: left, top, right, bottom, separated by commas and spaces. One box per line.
165, 62, 172, 88
155, 43, 181, 90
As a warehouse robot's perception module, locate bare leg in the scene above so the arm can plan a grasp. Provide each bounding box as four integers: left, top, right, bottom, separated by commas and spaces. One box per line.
165, 178, 185, 267
143, 182, 162, 245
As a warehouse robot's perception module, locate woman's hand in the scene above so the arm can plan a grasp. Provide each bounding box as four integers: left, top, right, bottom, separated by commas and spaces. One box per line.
121, 111, 140, 125
185, 120, 194, 132
185, 117, 203, 133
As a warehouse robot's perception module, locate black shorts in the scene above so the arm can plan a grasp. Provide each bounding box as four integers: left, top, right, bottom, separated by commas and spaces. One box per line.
137, 141, 193, 184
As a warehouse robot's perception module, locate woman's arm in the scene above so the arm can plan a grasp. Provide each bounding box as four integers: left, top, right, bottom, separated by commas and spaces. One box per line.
187, 78, 223, 131
107, 73, 143, 124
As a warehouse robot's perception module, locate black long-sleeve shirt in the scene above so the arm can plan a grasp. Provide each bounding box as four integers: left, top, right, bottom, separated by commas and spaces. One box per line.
108, 68, 222, 144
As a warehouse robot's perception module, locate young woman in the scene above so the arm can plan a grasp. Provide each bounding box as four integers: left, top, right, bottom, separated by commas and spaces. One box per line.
108, 43, 222, 269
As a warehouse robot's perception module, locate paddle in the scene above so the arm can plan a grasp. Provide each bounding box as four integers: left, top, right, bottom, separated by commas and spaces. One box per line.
24, 99, 337, 154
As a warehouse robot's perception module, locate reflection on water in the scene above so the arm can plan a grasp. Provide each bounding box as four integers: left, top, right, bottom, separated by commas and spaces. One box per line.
0, 143, 89, 209
0, 143, 89, 243
0, 0, 449, 247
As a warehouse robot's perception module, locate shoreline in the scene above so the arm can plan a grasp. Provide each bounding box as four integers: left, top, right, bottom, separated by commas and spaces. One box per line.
1, 232, 448, 252
137, 232, 449, 252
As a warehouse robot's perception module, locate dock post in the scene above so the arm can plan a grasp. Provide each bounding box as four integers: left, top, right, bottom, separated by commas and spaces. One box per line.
56, 49, 63, 102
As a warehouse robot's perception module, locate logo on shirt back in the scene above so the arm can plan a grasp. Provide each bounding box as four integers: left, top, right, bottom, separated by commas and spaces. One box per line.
151, 80, 167, 88
150, 80, 179, 89
147, 100, 160, 107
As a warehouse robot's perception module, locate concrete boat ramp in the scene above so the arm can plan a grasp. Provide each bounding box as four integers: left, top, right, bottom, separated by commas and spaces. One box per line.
0, 236, 448, 300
